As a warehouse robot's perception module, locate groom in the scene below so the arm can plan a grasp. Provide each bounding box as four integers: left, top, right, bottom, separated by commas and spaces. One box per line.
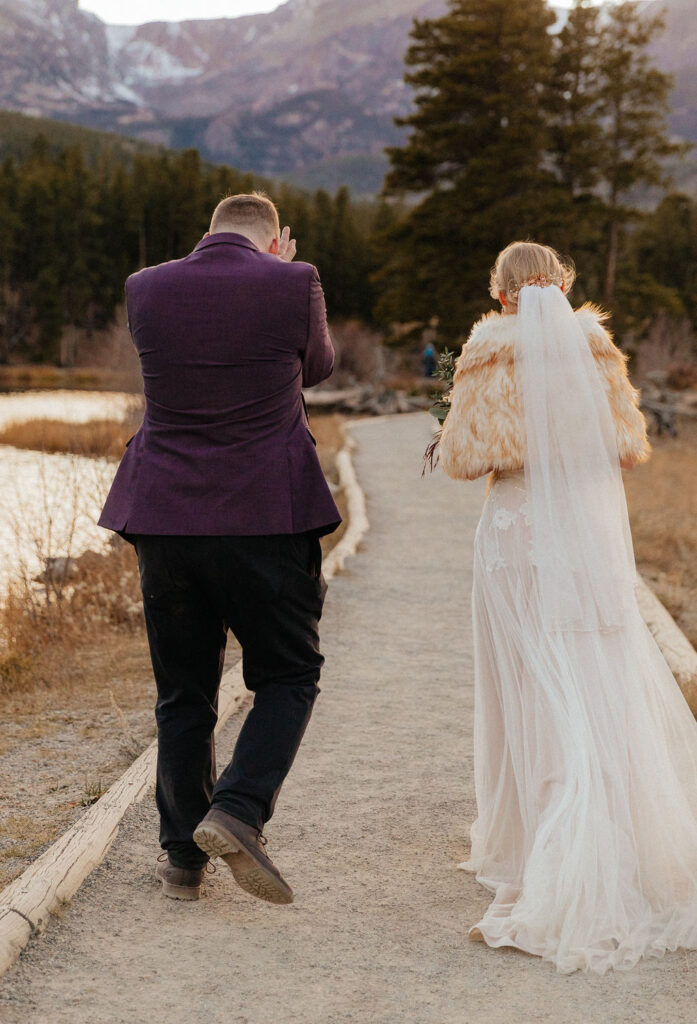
99, 192, 340, 905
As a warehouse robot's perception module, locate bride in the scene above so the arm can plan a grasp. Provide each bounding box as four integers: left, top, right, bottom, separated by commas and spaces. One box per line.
438, 240, 697, 974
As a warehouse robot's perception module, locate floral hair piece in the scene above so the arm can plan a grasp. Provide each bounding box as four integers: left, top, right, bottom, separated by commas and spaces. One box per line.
507, 272, 563, 302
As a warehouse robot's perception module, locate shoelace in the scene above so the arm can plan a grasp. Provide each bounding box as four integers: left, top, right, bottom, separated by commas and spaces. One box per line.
157, 851, 215, 874
257, 832, 279, 866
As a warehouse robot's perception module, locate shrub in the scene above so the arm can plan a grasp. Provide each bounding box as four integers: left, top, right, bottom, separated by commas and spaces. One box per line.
666, 362, 697, 391
329, 320, 386, 387
0, 540, 143, 695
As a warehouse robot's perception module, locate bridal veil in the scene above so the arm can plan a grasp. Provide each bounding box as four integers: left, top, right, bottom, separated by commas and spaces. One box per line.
464, 282, 697, 973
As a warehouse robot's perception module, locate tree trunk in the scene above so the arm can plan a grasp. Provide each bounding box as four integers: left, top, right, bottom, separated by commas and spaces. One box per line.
604, 215, 619, 308
59, 324, 78, 368
138, 223, 147, 269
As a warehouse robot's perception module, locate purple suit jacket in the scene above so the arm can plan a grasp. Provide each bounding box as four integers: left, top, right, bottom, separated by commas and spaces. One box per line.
98, 233, 341, 538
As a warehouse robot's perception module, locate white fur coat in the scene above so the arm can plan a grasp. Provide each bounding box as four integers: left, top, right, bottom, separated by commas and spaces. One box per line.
439, 304, 650, 481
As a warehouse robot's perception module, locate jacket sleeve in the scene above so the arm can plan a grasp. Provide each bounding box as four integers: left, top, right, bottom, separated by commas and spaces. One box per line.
439, 334, 522, 481
581, 311, 651, 468
302, 268, 335, 388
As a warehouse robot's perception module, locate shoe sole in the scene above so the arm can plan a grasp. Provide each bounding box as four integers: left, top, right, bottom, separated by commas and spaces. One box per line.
193, 822, 293, 906
155, 867, 201, 902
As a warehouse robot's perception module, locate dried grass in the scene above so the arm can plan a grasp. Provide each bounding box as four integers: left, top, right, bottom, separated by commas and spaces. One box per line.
306, 413, 348, 551
0, 397, 143, 459
0, 814, 59, 875
309, 413, 345, 473
624, 415, 697, 647
0, 541, 144, 696
0, 629, 156, 888
0, 437, 146, 698
0, 418, 134, 459
0, 365, 138, 394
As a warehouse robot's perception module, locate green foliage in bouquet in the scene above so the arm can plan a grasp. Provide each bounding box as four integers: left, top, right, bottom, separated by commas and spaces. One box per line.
424, 348, 456, 474
429, 348, 456, 424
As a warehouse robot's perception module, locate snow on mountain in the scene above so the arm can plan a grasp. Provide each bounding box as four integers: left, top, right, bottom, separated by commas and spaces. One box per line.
0, 0, 692, 193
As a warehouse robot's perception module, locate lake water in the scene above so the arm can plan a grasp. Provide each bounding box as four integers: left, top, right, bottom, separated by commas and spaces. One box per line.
0, 391, 135, 593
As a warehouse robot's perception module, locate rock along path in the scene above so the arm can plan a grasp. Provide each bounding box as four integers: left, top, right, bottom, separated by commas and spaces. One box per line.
1, 413, 696, 1024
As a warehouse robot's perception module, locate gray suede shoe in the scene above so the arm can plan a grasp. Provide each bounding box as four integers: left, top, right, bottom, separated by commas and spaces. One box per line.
193, 808, 294, 905
155, 855, 204, 901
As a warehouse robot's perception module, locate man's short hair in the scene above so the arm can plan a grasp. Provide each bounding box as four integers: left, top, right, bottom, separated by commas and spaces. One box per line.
209, 192, 280, 240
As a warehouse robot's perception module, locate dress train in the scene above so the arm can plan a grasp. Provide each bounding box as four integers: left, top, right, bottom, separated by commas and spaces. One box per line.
462, 470, 697, 974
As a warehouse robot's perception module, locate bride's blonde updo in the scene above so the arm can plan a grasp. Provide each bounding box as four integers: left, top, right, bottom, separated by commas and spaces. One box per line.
489, 241, 576, 311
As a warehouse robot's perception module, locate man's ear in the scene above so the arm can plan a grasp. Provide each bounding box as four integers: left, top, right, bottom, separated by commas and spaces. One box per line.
268, 236, 280, 255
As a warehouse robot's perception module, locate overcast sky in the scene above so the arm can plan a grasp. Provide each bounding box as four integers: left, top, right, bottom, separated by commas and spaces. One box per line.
79, 0, 286, 24
80, 0, 578, 27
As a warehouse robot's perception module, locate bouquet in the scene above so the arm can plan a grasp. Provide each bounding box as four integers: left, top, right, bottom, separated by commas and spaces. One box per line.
423, 348, 456, 474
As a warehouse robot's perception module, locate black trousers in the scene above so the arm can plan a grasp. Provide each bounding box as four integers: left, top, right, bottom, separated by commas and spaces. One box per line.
134, 533, 327, 869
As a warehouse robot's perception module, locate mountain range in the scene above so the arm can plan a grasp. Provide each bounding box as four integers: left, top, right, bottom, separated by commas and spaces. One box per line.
0, 0, 694, 194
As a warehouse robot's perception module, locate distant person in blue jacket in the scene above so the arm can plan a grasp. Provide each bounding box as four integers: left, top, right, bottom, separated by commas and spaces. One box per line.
423, 343, 437, 378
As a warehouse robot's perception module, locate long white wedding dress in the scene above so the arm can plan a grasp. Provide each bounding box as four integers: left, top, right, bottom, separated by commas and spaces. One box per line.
460, 287, 697, 974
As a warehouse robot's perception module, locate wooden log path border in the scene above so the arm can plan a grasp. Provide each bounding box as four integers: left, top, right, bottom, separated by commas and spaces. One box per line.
0, 430, 369, 980
0, 663, 247, 979
636, 576, 697, 716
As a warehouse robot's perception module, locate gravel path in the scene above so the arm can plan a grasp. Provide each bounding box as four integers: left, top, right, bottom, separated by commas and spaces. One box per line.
2, 413, 696, 1024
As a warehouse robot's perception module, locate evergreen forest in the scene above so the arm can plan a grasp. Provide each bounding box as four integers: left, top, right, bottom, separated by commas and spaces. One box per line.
0, 0, 696, 366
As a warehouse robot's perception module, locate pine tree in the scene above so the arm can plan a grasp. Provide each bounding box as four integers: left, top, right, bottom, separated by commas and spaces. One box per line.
551, 0, 604, 198
0, 132, 380, 363
309, 189, 336, 304
93, 159, 139, 322
595, 1, 684, 308
33, 267, 63, 363
53, 146, 99, 363
379, 0, 558, 337
0, 157, 26, 363
169, 149, 208, 255
629, 193, 697, 326
548, 0, 608, 297
276, 185, 314, 264
329, 187, 371, 318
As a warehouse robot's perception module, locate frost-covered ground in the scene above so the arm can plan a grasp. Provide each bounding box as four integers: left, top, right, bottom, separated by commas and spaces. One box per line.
0, 392, 130, 591
0, 391, 134, 430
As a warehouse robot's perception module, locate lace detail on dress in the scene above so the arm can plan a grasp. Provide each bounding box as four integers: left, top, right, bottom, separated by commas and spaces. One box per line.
481, 476, 535, 575
486, 555, 508, 574
492, 508, 518, 531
